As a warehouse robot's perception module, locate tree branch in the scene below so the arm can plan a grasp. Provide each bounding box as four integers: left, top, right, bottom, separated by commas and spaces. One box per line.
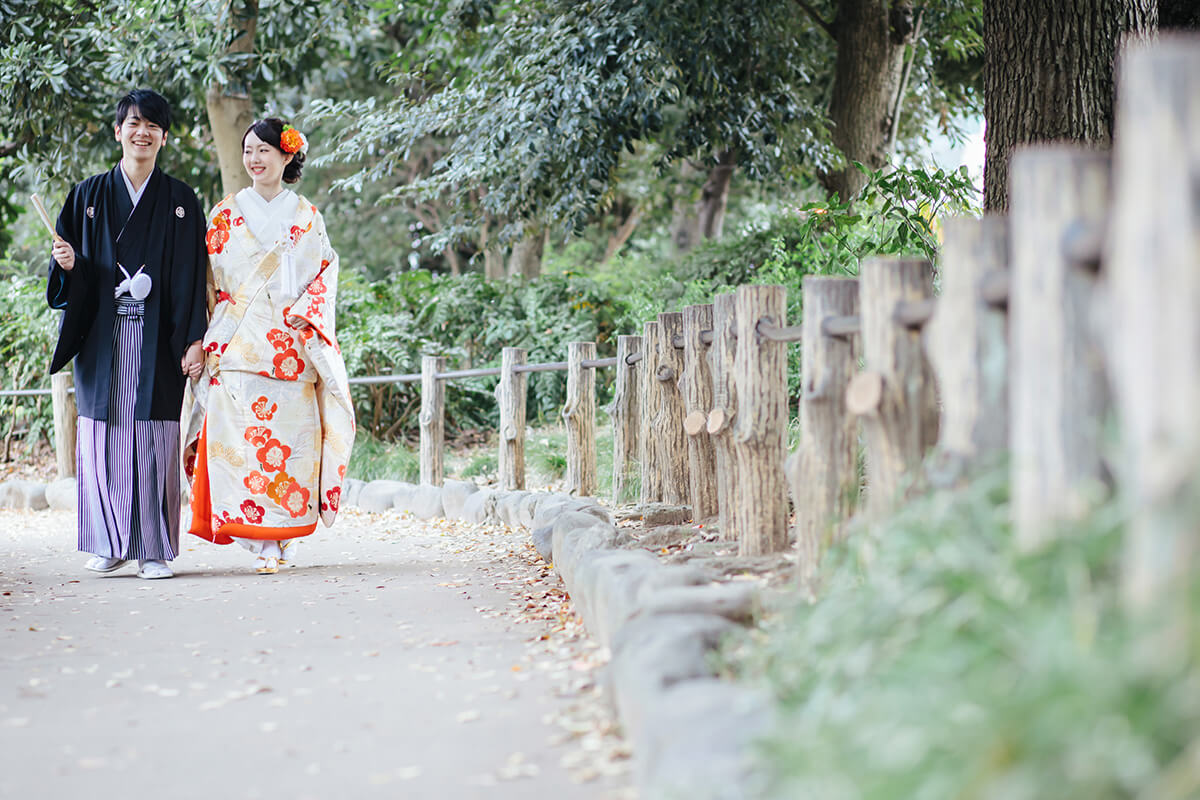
792, 0, 837, 40
887, 8, 924, 149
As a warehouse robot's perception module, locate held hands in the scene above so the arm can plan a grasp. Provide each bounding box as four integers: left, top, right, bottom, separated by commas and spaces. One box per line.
51, 239, 75, 271
181, 341, 205, 380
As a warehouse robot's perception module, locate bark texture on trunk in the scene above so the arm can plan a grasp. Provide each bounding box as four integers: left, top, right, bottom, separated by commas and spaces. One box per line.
669, 151, 737, 253
206, 0, 258, 198
507, 227, 546, 279
983, 0, 1156, 211
696, 150, 736, 241
821, 0, 916, 201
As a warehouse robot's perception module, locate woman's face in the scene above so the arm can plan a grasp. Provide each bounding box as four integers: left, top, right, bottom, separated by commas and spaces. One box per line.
242, 130, 292, 191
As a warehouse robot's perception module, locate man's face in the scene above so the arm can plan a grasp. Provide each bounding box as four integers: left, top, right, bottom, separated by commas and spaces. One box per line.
113, 107, 166, 167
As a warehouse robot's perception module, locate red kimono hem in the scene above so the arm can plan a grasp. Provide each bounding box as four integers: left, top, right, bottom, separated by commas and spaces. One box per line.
188, 420, 318, 545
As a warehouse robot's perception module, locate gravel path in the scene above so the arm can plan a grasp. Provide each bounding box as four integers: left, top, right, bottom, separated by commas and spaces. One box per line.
0, 507, 632, 799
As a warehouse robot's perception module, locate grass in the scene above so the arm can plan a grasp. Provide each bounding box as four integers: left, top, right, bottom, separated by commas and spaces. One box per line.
460, 452, 498, 479
727, 468, 1200, 800
346, 434, 420, 483
345, 410, 618, 498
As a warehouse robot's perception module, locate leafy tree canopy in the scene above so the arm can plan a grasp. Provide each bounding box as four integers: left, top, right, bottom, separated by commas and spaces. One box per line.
316, 0, 982, 241
0, 0, 395, 198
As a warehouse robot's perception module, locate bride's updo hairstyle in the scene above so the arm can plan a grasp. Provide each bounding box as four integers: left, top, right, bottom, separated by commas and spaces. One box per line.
241, 117, 306, 184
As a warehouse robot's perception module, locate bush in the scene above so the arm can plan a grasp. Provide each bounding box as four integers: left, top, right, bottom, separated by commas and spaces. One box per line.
734, 471, 1200, 799
338, 269, 644, 439
0, 269, 58, 458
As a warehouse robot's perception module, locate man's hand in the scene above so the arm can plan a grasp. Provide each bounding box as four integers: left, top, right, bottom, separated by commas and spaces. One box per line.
181, 341, 204, 380
52, 239, 75, 271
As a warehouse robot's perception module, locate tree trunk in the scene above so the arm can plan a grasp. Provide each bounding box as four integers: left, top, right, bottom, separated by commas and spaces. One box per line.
506, 227, 546, 279
479, 220, 505, 280
982, 0, 1156, 211
205, 0, 258, 199
696, 149, 736, 240
669, 152, 737, 254
820, 0, 916, 201
601, 206, 642, 263
669, 161, 702, 254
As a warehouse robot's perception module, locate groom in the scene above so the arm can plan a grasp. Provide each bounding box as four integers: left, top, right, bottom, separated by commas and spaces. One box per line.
47, 88, 208, 580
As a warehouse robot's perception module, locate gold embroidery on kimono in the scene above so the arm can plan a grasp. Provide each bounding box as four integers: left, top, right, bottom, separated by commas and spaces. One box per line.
183, 194, 355, 545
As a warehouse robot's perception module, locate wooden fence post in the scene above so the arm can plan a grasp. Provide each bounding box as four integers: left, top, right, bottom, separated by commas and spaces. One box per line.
611, 335, 642, 504
847, 258, 937, 518
707, 293, 740, 541
51, 372, 76, 479
420, 355, 446, 486
639, 320, 664, 505
656, 312, 690, 509
732, 284, 790, 556
924, 215, 1010, 483
1009, 147, 1111, 550
497, 347, 527, 491
1104, 37, 1200, 610
789, 277, 858, 588
681, 304, 718, 521
564, 341, 597, 496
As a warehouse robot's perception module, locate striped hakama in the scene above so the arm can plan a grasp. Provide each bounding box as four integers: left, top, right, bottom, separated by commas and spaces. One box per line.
76, 296, 180, 560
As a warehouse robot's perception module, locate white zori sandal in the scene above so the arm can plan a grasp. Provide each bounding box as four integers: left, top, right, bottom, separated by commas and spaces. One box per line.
85, 556, 129, 574
137, 560, 174, 580
278, 539, 298, 567
254, 556, 279, 575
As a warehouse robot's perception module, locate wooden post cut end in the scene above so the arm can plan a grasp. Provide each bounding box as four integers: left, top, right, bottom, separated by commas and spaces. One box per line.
684, 410, 708, 436
706, 407, 728, 435
845, 371, 884, 416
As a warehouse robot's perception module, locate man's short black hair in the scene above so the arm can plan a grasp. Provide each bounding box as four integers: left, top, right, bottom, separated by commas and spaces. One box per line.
115, 89, 172, 132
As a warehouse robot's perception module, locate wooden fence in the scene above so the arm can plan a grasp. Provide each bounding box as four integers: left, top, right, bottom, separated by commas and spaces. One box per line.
7, 37, 1197, 613
393, 38, 1199, 613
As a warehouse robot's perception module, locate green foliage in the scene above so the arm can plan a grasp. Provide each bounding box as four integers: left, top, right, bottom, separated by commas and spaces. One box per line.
0, 0, 397, 197
338, 269, 644, 439
459, 452, 497, 479
734, 470, 1200, 799
528, 432, 569, 482
0, 269, 58, 454
345, 433, 420, 483
316, 0, 829, 240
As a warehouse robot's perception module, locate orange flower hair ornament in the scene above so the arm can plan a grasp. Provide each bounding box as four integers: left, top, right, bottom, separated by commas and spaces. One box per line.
280, 124, 308, 155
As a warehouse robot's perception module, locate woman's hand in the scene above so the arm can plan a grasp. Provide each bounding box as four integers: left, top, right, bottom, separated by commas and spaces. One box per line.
181, 341, 205, 380
51, 239, 75, 271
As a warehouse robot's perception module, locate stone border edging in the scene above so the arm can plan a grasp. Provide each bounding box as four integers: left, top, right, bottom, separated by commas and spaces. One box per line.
1, 474, 771, 798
